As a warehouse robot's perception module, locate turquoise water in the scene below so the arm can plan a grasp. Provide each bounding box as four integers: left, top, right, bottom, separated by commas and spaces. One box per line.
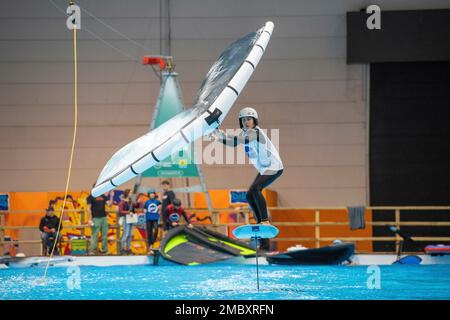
1, 264, 450, 300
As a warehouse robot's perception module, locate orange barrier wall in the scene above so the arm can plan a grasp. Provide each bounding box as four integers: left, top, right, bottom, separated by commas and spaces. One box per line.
194, 191, 372, 252
272, 209, 373, 252
3, 190, 372, 255
192, 189, 277, 228
3, 191, 149, 255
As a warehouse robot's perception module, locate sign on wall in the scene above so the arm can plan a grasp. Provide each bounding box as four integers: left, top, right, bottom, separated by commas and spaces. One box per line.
0, 193, 9, 211
229, 190, 248, 204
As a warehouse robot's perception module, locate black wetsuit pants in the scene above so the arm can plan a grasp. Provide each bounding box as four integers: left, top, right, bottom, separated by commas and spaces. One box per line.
246, 169, 283, 223
146, 220, 159, 247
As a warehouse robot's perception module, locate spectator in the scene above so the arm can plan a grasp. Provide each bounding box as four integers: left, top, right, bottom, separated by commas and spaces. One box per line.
143, 189, 161, 253
39, 207, 61, 256
161, 180, 176, 232
163, 198, 193, 231
134, 192, 147, 211
87, 185, 113, 255
119, 189, 136, 255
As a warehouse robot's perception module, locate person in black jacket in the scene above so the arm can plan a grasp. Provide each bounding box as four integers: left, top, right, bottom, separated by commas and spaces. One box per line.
39, 207, 61, 255
161, 180, 176, 231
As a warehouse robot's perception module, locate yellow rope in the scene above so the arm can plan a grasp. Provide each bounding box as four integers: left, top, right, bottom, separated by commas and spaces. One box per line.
43, 26, 78, 285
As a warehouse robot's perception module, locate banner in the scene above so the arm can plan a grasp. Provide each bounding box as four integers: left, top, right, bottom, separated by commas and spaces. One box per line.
142, 72, 199, 178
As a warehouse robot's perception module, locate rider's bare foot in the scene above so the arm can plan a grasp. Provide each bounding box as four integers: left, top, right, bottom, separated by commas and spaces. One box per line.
260, 221, 271, 225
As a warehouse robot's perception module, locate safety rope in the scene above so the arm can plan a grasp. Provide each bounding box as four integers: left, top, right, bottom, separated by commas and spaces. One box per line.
43, 23, 78, 285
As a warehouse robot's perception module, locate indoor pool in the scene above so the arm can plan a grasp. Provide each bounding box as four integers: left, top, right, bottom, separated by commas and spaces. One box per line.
1, 264, 450, 300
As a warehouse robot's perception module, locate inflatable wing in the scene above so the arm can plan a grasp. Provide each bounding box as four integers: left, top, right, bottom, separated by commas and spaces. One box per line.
92, 21, 274, 197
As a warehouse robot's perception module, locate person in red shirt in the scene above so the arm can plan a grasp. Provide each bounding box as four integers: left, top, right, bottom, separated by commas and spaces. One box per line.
163, 198, 193, 231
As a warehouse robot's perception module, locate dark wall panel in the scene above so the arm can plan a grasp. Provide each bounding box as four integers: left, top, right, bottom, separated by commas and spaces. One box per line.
370, 61, 450, 251
347, 9, 450, 63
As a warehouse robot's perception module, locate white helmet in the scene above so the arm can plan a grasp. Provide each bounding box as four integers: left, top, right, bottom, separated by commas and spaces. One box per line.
238, 107, 258, 128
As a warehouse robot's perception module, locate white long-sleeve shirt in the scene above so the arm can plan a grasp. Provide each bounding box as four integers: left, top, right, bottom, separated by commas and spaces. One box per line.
219, 126, 283, 175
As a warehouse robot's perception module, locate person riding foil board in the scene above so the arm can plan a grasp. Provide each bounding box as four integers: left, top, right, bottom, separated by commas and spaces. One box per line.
210, 107, 284, 226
